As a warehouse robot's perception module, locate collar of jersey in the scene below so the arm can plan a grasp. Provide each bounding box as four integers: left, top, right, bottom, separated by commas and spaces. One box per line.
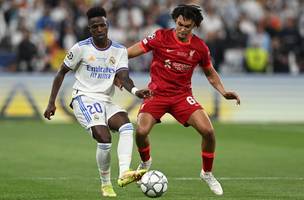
172, 29, 192, 45
90, 37, 112, 51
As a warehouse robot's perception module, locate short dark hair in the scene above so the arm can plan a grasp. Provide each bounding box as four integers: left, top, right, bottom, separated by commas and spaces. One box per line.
171, 4, 203, 27
86, 6, 107, 20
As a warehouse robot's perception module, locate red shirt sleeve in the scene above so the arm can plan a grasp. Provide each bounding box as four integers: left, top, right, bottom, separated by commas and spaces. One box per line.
140, 29, 162, 52
200, 42, 212, 69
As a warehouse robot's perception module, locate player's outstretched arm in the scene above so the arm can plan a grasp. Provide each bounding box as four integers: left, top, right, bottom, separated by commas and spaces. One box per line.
127, 42, 146, 59
115, 70, 152, 99
203, 65, 241, 105
44, 64, 70, 120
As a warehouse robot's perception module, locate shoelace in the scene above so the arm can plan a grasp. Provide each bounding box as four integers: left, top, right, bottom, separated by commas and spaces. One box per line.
103, 186, 114, 193
203, 174, 218, 186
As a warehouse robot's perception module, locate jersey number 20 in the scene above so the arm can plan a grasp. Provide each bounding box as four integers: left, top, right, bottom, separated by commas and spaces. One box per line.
87, 103, 103, 114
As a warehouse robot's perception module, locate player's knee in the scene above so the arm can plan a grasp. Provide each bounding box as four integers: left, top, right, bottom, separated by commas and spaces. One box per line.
201, 128, 215, 140
99, 134, 111, 143
136, 125, 150, 137
98, 137, 111, 143
93, 130, 111, 143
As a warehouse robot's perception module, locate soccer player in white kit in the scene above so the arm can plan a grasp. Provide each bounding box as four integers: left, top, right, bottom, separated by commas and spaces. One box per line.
44, 6, 151, 197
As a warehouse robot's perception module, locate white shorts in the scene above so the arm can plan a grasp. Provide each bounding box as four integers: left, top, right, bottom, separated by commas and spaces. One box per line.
72, 95, 126, 130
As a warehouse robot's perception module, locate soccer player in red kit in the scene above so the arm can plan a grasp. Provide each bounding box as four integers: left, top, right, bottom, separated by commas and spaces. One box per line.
128, 4, 240, 195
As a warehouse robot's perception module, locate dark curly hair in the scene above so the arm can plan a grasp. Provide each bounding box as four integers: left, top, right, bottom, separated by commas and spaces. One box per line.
86, 6, 107, 20
171, 4, 203, 27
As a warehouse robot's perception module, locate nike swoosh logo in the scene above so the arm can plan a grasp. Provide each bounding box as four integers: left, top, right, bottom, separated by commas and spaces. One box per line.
166, 49, 174, 53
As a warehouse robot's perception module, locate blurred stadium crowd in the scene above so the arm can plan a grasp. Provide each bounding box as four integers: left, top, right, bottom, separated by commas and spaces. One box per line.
0, 0, 303, 74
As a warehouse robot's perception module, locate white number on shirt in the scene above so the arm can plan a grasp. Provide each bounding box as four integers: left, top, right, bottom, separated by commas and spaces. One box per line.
186, 96, 197, 105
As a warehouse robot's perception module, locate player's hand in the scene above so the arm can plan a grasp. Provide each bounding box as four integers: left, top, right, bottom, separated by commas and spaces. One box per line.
44, 103, 56, 120
223, 91, 240, 105
135, 89, 153, 99
114, 76, 123, 91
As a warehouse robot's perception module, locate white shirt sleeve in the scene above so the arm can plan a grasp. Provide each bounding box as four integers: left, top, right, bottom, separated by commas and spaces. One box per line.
63, 43, 82, 70
116, 48, 128, 73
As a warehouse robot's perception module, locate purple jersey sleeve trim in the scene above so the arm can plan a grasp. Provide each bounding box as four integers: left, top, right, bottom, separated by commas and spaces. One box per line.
116, 67, 128, 73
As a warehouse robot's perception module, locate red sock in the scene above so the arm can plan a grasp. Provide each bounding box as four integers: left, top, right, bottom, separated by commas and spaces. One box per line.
138, 146, 151, 162
202, 151, 215, 172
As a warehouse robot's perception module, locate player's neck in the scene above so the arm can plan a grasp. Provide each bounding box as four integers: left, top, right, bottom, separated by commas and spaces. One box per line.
178, 37, 189, 42
92, 38, 110, 49
173, 30, 192, 44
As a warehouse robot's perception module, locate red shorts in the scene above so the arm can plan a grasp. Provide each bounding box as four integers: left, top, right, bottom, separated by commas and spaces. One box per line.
138, 92, 203, 126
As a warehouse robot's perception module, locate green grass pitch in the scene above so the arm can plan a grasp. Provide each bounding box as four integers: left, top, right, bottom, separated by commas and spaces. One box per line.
0, 122, 303, 200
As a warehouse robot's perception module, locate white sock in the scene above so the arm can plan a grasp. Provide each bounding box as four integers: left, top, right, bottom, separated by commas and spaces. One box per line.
96, 143, 112, 185
117, 123, 134, 178
143, 158, 152, 168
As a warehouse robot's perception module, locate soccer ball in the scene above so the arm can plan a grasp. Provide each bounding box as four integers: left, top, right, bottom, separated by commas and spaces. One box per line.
140, 170, 168, 198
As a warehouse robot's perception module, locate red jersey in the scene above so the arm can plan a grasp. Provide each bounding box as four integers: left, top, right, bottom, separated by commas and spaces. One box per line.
140, 28, 212, 96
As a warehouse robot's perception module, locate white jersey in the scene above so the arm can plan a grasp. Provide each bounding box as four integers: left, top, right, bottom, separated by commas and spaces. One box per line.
63, 37, 128, 102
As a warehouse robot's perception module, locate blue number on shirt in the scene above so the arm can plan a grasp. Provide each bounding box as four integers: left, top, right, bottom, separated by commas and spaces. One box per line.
94, 103, 102, 113
87, 103, 102, 114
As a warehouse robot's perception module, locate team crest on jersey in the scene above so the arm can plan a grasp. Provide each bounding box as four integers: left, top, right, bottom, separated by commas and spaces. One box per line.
189, 50, 195, 57
109, 56, 116, 65
93, 114, 99, 120
187, 50, 196, 60
67, 52, 73, 60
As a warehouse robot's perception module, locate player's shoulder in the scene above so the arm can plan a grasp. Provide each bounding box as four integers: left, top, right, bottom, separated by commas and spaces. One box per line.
146, 28, 169, 37
191, 34, 209, 51
155, 28, 173, 37
111, 40, 126, 50
149, 28, 173, 42
77, 37, 92, 47
157, 28, 171, 34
